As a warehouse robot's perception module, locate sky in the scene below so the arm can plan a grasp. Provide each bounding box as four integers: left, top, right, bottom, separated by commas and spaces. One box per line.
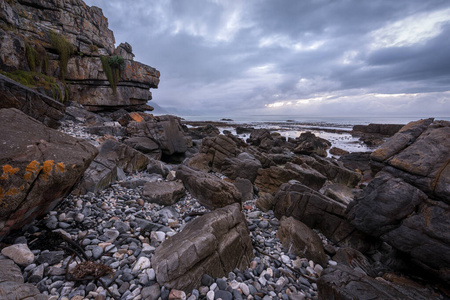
83, 0, 450, 118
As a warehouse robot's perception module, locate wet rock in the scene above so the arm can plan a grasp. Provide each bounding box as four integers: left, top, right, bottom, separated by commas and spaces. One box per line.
176, 165, 242, 209
152, 203, 253, 291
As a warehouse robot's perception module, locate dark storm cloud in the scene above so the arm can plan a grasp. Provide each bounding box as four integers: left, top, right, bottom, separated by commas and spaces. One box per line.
84, 0, 450, 116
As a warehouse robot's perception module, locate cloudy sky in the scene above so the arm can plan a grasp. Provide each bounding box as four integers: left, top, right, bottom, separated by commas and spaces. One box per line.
84, 0, 450, 118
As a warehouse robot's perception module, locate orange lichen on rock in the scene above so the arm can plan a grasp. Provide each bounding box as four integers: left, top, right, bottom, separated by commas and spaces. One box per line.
129, 112, 144, 123
0, 165, 20, 180
0, 187, 4, 201
56, 162, 65, 173
24, 160, 41, 181
5, 187, 19, 196
41, 160, 54, 181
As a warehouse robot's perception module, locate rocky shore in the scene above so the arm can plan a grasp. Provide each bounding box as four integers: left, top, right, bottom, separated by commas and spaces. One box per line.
1, 1, 449, 300
1, 103, 449, 300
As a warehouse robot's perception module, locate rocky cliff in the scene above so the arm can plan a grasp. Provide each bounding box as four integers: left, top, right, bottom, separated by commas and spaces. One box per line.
0, 0, 159, 111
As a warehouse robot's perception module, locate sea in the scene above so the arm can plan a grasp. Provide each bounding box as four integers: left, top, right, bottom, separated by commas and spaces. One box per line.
164, 114, 450, 156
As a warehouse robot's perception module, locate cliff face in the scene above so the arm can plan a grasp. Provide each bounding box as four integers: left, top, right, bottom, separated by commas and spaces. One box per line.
0, 0, 160, 111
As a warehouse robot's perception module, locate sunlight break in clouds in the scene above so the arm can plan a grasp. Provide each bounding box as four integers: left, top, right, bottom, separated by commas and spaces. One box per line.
370, 7, 450, 49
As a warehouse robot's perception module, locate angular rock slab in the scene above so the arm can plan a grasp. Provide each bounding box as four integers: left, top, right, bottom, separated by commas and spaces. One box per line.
273, 181, 371, 252
317, 264, 441, 300
73, 139, 149, 195
277, 217, 328, 266
152, 203, 253, 291
0, 75, 65, 129
0, 258, 47, 300
142, 180, 186, 206
176, 165, 242, 210
0, 108, 98, 239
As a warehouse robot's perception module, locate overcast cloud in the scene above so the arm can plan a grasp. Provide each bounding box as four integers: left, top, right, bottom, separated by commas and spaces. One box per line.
84, 0, 450, 118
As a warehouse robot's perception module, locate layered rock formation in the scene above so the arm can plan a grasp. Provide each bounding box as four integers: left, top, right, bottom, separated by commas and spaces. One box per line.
0, 0, 159, 111
0, 74, 65, 128
347, 119, 450, 283
0, 108, 97, 239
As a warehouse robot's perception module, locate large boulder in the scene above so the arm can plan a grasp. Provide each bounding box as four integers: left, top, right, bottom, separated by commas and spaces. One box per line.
277, 217, 328, 266
73, 139, 149, 195
176, 165, 242, 209
0, 258, 48, 300
273, 181, 371, 252
198, 135, 241, 172
0, 108, 98, 239
127, 115, 188, 157
0, 74, 65, 129
317, 264, 441, 300
347, 119, 450, 283
151, 203, 253, 291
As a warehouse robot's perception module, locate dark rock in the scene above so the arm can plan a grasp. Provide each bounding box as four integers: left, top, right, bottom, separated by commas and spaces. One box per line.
284, 162, 327, 190
221, 153, 262, 183
176, 165, 242, 209
236, 126, 254, 134
254, 166, 305, 194
255, 192, 275, 212
247, 129, 272, 146
332, 247, 375, 277
215, 290, 232, 300
322, 183, 355, 206
329, 147, 349, 156
146, 159, 171, 177
292, 155, 361, 187
273, 181, 371, 252
187, 124, 220, 139
125, 136, 161, 159
234, 177, 254, 201
188, 135, 240, 172
152, 203, 253, 291
0, 108, 97, 238
348, 120, 450, 283
127, 115, 188, 156
74, 139, 149, 195
0, 74, 65, 129
142, 180, 186, 206
201, 274, 214, 286
317, 264, 441, 300
293, 131, 331, 157
277, 217, 328, 266
352, 123, 404, 136
338, 152, 372, 173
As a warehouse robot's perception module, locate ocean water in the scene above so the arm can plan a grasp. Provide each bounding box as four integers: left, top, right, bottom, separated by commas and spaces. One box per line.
179, 115, 449, 155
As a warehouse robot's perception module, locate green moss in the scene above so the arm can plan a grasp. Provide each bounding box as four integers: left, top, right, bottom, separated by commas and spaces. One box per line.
48, 31, 74, 79
25, 41, 37, 72
100, 55, 124, 94
1, 70, 66, 103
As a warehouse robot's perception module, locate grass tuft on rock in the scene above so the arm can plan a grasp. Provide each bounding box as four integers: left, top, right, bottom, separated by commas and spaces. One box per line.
100, 55, 124, 94
49, 31, 74, 79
